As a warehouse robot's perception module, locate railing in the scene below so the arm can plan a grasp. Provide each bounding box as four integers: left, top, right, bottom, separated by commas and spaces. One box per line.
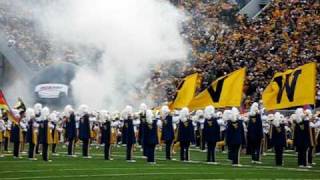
252, 0, 272, 19
238, 0, 271, 19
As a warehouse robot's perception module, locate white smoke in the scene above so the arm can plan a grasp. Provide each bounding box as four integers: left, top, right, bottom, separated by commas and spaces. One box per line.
32, 0, 188, 110
2, 75, 33, 106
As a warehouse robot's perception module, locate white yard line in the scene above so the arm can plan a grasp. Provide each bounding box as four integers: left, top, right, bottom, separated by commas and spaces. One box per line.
0, 172, 223, 180
188, 149, 297, 157
0, 167, 190, 174
1, 153, 319, 174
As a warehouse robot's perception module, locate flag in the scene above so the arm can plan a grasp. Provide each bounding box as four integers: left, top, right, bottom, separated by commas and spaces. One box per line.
262, 62, 317, 110
0, 90, 10, 111
0, 90, 19, 124
188, 68, 246, 110
170, 73, 199, 109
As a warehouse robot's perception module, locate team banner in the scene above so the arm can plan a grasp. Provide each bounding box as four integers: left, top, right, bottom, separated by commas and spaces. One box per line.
171, 73, 198, 109
0, 90, 19, 124
188, 68, 246, 110
262, 62, 317, 110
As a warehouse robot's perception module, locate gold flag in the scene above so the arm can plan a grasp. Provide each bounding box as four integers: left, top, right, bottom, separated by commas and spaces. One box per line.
171, 73, 198, 109
262, 62, 317, 110
188, 68, 246, 110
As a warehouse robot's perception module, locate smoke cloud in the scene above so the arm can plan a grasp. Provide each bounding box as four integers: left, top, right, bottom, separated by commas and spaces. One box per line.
36, 0, 188, 110
2, 71, 33, 106
4, 0, 189, 110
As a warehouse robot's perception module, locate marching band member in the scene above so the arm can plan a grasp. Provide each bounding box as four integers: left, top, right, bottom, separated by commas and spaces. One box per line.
138, 103, 147, 156
11, 110, 22, 158
90, 111, 100, 149
293, 108, 312, 168
121, 110, 127, 146
225, 108, 246, 167
26, 108, 38, 160
100, 110, 113, 160
247, 102, 263, 164
133, 112, 141, 152
216, 111, 226, 153
195, 109, 205, 152
203, 106, 220, 164
15, 99, 26, 154
144, 110, 160, 164
20, 116, 28, 154
34, 103, 42, 154
178, 107, 195, 162
172, 110, 180, 155
155, 111, 163, 152
56, 112, 64, 144
261, 115, 270, 155
286, 114, 294, 149
34, 104, 42, 117
0, 112, 5, 157
111, 112, 121, 147
51, 112, 62, 156
3, 112, 11, 153
266, 114, 275, 150
306, 109, 317, 166
1, 110, 11, 153
40, 107, 53, 162
160, 105, 175, 160
64, 105, 77, 157
223, 110, 232, 161
79, 105, 92, 158
270, 112, 286, 166
123, 106, 136, 162
313, 114, 320, 155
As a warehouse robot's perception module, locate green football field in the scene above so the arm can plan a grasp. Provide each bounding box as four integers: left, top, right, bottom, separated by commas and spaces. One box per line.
0, 145, 319, 180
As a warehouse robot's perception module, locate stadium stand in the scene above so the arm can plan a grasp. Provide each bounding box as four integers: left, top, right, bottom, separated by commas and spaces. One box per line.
145, 0, 320, 109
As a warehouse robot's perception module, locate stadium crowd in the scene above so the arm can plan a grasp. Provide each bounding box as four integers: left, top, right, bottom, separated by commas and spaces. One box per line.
0, 0, 319, 108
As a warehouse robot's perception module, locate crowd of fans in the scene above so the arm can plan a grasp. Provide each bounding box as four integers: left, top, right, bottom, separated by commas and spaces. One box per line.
0, 0, 319, 109
145, 0, 320, 110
